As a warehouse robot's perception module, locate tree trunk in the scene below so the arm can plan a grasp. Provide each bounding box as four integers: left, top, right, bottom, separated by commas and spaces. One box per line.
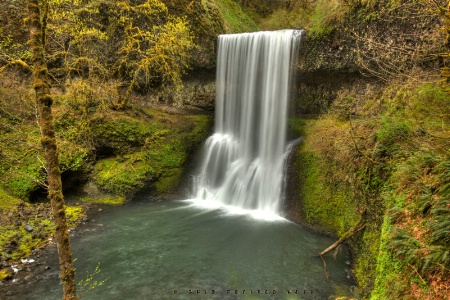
27, 1, 78, 299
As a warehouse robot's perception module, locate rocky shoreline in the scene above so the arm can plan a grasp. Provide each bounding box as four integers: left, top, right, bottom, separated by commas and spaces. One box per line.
0, 202, 106, 299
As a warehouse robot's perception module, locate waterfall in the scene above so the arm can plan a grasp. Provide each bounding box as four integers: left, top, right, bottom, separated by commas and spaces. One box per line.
191, 30, 302, 219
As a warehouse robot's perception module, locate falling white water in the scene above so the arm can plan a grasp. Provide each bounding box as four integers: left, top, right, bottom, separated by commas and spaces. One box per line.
190, 30, 302, 220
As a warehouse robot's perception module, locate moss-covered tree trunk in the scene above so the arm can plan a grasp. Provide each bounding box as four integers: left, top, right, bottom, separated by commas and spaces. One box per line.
27, 1, 78, 299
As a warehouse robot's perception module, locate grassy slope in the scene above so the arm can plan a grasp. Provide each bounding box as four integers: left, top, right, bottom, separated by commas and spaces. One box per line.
214, 0, 258, 33
289, 81, 450, 299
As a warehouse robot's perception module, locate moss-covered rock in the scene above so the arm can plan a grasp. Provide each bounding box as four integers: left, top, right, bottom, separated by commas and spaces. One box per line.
87, 107, 212, 200
0, 203, 85, 263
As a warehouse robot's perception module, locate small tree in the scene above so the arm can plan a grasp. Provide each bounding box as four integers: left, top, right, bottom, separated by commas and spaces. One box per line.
27, 0, 78, 299
42, 0, 195, 109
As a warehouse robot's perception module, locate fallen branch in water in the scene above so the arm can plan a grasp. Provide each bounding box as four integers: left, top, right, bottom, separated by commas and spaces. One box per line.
317, 210, 367, 279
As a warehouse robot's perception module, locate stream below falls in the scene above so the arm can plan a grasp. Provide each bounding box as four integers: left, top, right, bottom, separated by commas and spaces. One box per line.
11, 200, 356, 300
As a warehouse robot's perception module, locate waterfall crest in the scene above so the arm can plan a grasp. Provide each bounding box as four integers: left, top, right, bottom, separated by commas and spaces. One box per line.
191, 30, 302, 220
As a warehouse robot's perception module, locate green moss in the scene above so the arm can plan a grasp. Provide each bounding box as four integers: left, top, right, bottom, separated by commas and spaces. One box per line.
154, 168, 183, 194
0, 188, 21, 211
214, 0, 258, 33
92, 116, 153, 154
296, 149, 359, 235
82, 196, 125, 205
288, 118, 307, 136
65, 206, 86, 228
89, 110, 212, 198
0, 218, 54, 261
185, 115, 213, 147
93, 153, 156, 196
293, 118, 359, 235
354, 224, 382, 296
58, 141, 91, 172
308, 0, 344, 35
0, 204, 87, 262
370, 215, 404, 299
0, 122, 45, 200
406, 83, 450, 136
291, 117, 383, 297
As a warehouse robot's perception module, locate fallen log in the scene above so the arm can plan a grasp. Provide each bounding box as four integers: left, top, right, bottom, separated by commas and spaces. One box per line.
318, 221, 366, 257
317, 210, 367, 279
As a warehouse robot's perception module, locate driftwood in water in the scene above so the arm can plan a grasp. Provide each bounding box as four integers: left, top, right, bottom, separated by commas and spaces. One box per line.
318, 217, 366, 257
318, 210, 367, 280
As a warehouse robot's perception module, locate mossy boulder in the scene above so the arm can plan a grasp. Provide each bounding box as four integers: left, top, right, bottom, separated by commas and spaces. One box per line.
88, 108, 212, 200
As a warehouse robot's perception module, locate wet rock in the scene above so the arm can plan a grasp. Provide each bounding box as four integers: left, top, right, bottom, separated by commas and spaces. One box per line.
24, 275, 33, 281
24, 224, 34, 232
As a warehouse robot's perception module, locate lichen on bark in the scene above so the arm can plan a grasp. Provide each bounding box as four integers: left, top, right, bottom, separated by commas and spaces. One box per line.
26, 0, 78, 299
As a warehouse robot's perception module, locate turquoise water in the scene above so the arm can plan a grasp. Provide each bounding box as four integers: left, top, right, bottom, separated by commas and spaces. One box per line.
14, 200, 355, 300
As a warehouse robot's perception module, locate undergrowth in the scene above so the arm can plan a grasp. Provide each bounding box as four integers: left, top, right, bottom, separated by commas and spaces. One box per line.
214, 0, 257, 33
293, 79, 450, 299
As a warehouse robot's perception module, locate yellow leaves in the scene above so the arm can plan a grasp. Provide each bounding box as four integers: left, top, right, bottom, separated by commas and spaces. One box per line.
116, 0, 168, 19
77, 26, 108, 42
32, 0, 197, 108
135, 0, 168, 17
120, 14, 194, 89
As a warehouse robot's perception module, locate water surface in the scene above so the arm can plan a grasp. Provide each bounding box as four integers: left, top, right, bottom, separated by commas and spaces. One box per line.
17, 200, 355, 299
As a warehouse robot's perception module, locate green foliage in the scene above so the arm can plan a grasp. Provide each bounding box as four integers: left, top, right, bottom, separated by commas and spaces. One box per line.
0, 28, 31, 61
77, 262, 109, 298
372, 141, 450, 297
374, 116, 411, 158
118, 1, 196, 104
259, 0, 346, 34
395, 157, 450, 272
214, 0, 257, 33
406, 83, 450, 137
